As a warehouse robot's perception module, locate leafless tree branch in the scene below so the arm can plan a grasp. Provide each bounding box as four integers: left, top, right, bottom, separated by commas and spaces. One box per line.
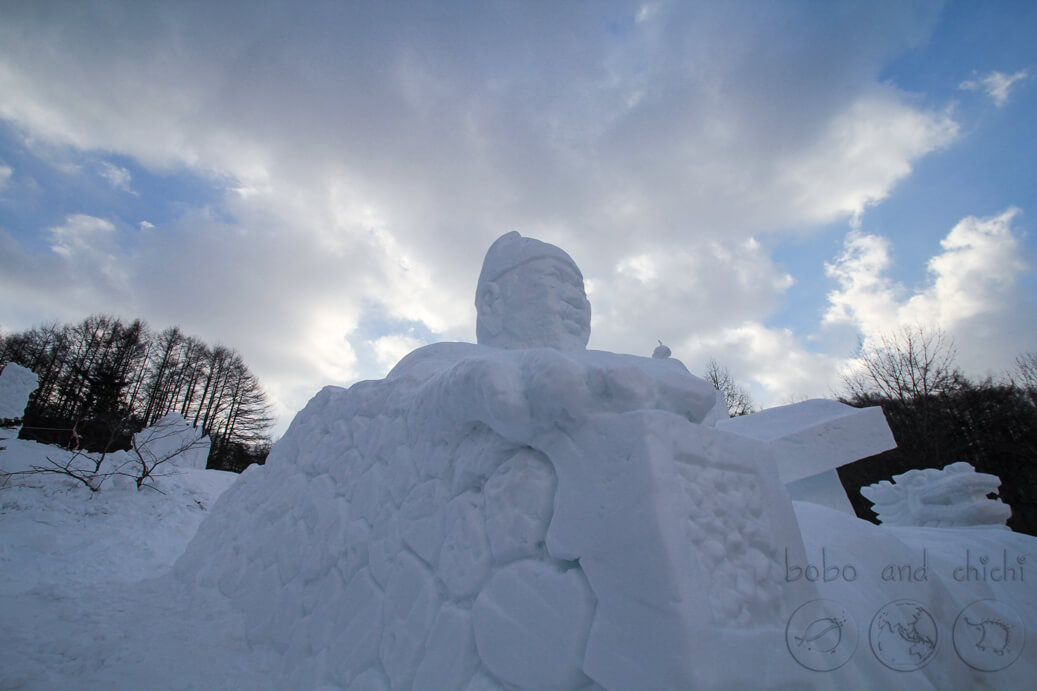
704, 358, 755, 417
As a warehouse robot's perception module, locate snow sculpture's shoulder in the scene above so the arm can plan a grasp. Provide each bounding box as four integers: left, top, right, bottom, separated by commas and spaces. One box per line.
579, 349, 725, 423
384, 341, 723, 428
388, 342, 700, 383
387, 342, 487, 381
582, 348, 691, 375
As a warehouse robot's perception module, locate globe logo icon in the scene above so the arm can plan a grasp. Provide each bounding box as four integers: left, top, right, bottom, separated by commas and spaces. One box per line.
869, 599, 938, 671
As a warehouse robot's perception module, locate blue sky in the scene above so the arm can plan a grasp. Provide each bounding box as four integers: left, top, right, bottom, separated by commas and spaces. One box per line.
1, 0, 1034, 436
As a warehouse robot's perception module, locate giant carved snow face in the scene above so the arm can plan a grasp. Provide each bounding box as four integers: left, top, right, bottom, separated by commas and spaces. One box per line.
476, 256, 592, 351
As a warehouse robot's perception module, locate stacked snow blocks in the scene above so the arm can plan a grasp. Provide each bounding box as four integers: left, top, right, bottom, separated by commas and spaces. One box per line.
180, 381, 589, 689
177, 350, 812, 689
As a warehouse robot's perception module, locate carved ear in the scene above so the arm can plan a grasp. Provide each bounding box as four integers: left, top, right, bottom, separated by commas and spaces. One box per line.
476, 282, 503, 335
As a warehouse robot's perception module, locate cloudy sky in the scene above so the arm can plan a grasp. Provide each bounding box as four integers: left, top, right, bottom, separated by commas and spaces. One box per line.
1, 0, 1034, 436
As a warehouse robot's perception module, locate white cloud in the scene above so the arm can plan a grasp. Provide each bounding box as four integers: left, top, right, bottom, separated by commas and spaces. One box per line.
372, 333, 426, 373
779, 93, 958, 224
960, 70, 1028, 107
681, 322, 843, 406
588, 237, 795, 359
0, 163, 11, 189
824, 207, 1030, 378
0, 216, 131, 327
901, 207, 1027, 326
823, 231, 902, 334
47, 213, 115, 257
689, 208, 1035, 408
99, 162, 134, 193
2, 1, 1019, 430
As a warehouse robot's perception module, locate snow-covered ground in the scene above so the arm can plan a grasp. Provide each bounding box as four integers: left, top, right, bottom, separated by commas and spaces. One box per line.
3, 424, 1036, 689
0, 428, 277, 690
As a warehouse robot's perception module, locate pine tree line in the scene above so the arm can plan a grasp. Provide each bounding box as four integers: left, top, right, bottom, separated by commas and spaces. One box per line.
0, 315, 273, 471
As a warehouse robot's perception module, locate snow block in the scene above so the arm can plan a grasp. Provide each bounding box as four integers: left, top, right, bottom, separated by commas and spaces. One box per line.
544, 412, 812, 689
473, 560, 595, 689
413, 605, 480, 691
0, 363, 38, 421
484, 448, 555, 563
718, 399, 896, 513
176, 343, 821, 690
176, 354, 824, 689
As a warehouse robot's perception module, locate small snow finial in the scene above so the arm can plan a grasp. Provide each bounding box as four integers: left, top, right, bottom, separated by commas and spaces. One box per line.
652, 340, 671, 359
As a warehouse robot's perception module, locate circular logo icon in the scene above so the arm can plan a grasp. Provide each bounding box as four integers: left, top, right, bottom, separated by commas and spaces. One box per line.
786, 599, 858, 672
869, 599, 938, 671
953, 599, 1025, 672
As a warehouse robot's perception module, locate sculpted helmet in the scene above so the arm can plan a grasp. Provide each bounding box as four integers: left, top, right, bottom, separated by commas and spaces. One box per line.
476, 231, 583, 288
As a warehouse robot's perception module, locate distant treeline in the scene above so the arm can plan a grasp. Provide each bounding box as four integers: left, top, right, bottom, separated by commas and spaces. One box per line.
0, 315, 273, 472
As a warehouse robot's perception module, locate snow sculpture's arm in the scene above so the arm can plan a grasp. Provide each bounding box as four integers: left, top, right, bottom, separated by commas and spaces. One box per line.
406, 345, 721, 444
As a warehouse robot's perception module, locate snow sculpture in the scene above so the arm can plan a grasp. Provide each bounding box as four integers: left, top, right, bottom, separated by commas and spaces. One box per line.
0, 363, 38, 421
178, 232, 1036, 689
861, 461, 1012, 528
177, 232, 816, 689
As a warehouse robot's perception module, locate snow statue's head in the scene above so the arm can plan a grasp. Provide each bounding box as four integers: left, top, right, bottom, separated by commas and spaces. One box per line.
475, 231, 592, 351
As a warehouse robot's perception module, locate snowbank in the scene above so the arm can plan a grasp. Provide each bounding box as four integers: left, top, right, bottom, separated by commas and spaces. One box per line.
0, 436, 263, 689
0, 436, 237, 595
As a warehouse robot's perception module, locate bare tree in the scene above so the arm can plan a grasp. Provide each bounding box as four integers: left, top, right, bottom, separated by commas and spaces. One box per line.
704, 358, 755, 417
1012, 352, 1037, 407
843, 325, 960, 403
22, 449, 112, 492
126, 415, 210, 489
8, 414, 208, 492
842, 324, 962, 466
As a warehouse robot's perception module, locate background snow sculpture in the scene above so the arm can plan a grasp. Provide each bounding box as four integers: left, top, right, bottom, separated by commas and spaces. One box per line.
861, 461, 1012, 528
0, 363, 38, 421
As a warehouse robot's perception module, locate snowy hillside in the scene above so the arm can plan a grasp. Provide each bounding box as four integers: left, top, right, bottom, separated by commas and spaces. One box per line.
0, 429, 276, 689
